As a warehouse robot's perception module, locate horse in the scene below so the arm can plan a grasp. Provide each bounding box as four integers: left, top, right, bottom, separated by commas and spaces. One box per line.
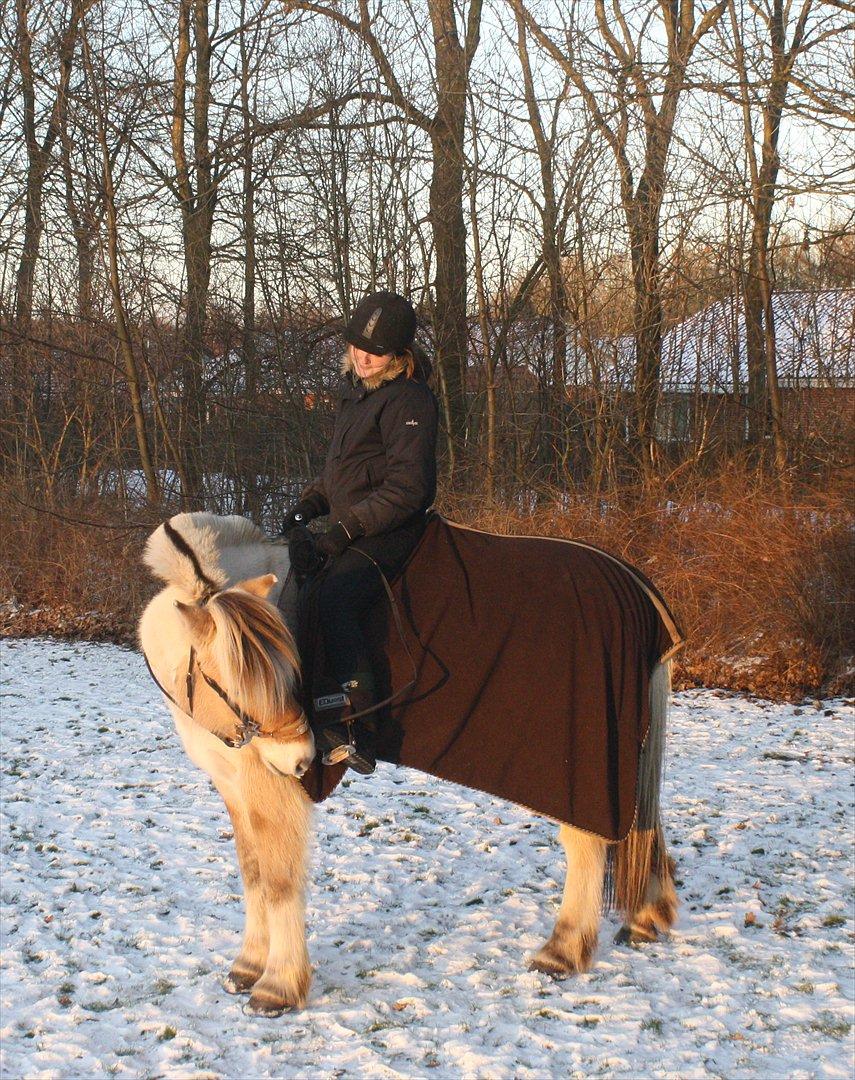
138, 511, 678, 1016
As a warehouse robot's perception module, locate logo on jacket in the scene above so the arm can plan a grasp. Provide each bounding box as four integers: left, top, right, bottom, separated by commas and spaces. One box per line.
405, 419, 419, 426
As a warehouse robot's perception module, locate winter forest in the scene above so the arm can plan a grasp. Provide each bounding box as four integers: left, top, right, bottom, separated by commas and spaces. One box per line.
1, 1, 854, 694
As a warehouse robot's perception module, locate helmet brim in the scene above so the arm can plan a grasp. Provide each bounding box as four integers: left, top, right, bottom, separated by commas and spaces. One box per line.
344, 329, 396, 357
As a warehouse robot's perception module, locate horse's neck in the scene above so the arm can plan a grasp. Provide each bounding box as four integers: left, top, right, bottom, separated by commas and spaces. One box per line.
218, 539, 295, 627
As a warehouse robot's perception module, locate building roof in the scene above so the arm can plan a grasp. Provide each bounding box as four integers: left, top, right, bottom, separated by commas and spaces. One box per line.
574, 290, 855, 393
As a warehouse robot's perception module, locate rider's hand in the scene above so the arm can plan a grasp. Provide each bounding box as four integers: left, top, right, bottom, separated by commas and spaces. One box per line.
315, 522, 353, 559
280, 499, 316, 536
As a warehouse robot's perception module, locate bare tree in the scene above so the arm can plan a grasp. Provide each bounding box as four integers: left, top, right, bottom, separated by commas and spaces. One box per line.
511, 0, 726, 480
13, 0, 94, 327
286, 0, 484, 467
80, 15, 159, 502
718, 0, 846, 471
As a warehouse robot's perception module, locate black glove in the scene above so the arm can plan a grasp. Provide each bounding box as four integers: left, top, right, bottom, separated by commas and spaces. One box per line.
280, 499, 316, 536
288, 525, 325, 585
315, 522, 354, 559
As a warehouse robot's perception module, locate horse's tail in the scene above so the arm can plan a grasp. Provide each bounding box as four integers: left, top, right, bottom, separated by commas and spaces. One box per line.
610, 659, 677, 924
143, 513, 229, 601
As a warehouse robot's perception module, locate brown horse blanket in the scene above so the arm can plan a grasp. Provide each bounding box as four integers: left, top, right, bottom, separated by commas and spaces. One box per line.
299, 515, 683, 841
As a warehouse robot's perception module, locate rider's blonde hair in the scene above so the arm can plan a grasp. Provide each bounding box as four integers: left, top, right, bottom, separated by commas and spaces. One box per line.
342, 344, 416, 389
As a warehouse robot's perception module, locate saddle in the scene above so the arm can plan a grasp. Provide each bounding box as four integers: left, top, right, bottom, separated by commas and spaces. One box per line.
295, 515, 683, 840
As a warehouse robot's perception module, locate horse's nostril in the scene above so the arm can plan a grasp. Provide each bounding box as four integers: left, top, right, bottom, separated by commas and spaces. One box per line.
295, 759, 311, 778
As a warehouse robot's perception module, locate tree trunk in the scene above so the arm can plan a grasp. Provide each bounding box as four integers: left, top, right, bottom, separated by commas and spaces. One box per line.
428, 0, 476, 461
84, 26, 159, 503
14, 0, 89, 326
59, 85, 95, 324
172, 0, 215, 503
516, 10, 569, 481
629, 215, 664, 480
730, 0, 811, 470
240, 0, 260, 518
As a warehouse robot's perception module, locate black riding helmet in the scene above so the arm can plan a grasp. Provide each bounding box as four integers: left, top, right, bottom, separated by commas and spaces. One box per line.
345, 291, 417, 357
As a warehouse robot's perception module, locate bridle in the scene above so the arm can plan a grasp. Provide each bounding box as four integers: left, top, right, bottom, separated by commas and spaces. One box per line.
142, 642, 309, 750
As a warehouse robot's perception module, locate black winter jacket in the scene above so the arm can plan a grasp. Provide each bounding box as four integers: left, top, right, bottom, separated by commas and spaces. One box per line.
300, 357, 438, 538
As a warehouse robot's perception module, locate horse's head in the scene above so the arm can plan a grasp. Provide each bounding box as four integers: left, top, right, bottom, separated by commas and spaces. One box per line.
173, 573, 315, 778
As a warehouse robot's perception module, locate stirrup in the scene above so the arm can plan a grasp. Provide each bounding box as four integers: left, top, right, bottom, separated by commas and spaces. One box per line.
319, 723, 356, 766
322, 742, 357, 766
319, 725, 375, 774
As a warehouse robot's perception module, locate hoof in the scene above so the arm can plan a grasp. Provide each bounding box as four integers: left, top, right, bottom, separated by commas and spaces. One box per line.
244, 995, 290, 1018
222, 970, 257, 995
614, 924, 658, 946
529, 953, 573, 979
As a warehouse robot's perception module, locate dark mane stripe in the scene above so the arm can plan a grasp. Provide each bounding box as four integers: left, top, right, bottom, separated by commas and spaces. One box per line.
163, 520, 218, 596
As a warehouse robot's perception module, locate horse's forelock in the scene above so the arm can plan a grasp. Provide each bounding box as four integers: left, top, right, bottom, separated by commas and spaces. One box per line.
206, 588, 300, 722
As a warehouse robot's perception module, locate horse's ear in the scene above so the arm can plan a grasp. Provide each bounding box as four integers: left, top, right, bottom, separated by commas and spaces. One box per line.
174, 600, 214, 642
235, 573, 278, 599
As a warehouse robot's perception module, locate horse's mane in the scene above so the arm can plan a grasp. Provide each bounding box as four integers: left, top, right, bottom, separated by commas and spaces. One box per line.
144, 512, 270, 601
206, 588, 300, 725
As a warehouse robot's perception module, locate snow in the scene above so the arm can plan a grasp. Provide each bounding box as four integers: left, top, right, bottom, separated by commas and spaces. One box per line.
2, 637, 853, 1079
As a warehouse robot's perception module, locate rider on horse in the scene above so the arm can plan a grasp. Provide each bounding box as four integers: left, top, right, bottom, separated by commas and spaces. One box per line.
281, 291, 439, 775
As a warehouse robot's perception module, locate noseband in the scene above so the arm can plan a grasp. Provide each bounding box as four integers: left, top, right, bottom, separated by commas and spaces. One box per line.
143, 644, 308, 749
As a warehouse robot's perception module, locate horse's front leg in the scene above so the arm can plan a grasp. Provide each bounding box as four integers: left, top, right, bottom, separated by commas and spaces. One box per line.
173, 713, 270, 994
240, 751, 312, 1016
531, 824, 607, 977
221, 798, 269, 994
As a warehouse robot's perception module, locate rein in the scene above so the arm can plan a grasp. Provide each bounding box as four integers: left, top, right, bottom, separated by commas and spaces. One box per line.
340, 548, 419, 723
142, 643, 308, 749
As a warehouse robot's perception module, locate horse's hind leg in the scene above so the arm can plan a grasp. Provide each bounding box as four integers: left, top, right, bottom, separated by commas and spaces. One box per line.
614, 661, 678, 945
530, 825, 607, 977
613, 824, 677, 945
221, 799, 269, 994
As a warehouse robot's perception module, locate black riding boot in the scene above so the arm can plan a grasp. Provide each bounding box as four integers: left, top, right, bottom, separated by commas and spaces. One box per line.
314, 673, 377, 776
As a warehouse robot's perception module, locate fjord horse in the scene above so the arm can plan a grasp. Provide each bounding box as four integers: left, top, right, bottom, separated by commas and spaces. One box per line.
138, 512, 677, 1015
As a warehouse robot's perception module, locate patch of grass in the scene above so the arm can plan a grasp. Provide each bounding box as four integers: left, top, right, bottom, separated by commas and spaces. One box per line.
83, 1000, 118, 1013
157, 1026, 177, 1042
810, 1013, 851, 1038
641, 1018, 663, 1033
821, 914, 846, 928
367, 1020, 393, 1033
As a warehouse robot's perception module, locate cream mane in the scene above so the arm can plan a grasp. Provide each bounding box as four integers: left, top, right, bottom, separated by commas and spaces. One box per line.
205, 587, 301, 727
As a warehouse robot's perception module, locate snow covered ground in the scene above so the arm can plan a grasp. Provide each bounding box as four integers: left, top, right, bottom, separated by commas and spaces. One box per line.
1, 638, 853, 1079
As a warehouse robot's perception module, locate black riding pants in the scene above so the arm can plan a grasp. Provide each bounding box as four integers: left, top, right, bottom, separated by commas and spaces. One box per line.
317, 514, 427, 686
